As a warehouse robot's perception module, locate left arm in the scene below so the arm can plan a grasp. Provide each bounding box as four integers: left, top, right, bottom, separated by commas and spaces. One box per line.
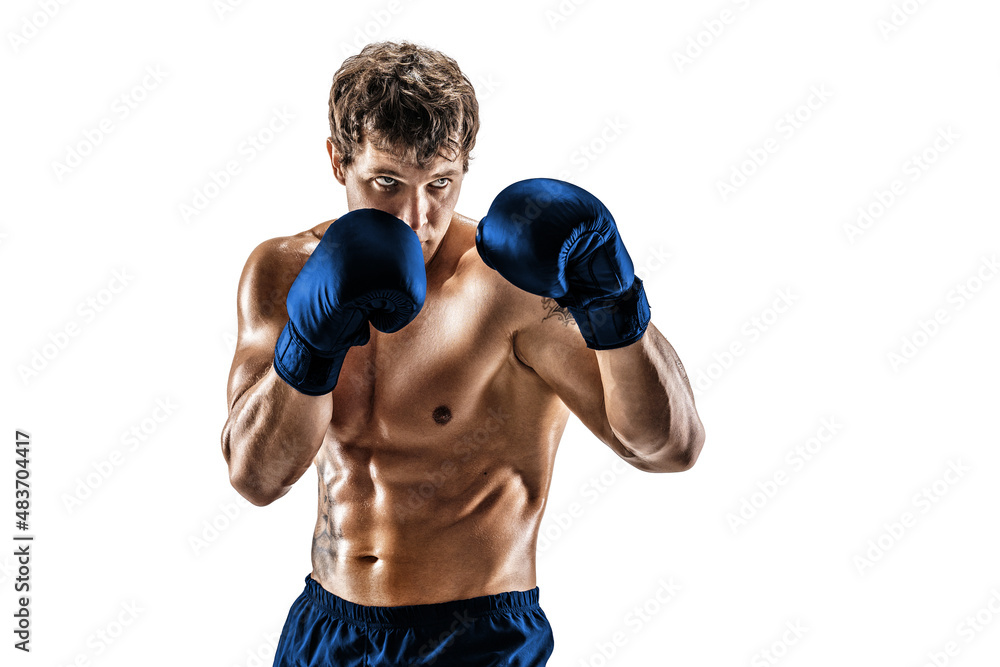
515, 301, 704, 473
594, 323, 703, 470
478, 177, 705, 472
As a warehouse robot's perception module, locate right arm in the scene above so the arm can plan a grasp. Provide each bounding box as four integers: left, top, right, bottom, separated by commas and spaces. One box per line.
223, 212, 427, 505
221, 237, 332, 506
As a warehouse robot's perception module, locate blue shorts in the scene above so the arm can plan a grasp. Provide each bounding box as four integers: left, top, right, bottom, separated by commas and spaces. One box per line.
272, 574, 555, 666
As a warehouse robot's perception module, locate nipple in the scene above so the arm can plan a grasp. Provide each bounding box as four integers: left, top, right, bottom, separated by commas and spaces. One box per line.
432, 405, 452, 425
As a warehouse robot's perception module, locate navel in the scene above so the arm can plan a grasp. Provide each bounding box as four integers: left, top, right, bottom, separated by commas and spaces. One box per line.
432, 405, 452, 425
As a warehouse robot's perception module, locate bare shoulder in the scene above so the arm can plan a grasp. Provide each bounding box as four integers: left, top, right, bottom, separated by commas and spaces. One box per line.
226, 221, 334, 408
236, 220, 335, 331
451, 211, 508, 287
449, 211, 552, 329
241, 221, 332, 289
249, 219, 328, 266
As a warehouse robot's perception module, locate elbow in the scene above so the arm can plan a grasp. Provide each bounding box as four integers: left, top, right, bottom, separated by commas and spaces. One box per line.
669, 421, 706, 472
229, 467, 283, 507
610, 398, 705, 473
636, 422, 706, 473
222, 429, 282, 507
666, 433, 704, 472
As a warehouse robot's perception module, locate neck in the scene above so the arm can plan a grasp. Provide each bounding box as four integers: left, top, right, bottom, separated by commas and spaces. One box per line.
424, 218, 455, 279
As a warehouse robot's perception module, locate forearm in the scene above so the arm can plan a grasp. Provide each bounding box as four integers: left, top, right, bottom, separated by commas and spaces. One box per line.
222, 366, 332, 505
595, 322, 703, 470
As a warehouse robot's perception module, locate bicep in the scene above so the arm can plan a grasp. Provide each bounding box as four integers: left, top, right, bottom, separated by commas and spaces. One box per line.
226, 238, 303, 410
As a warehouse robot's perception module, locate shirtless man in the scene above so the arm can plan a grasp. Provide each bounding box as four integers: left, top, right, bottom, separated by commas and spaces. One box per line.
222, 41, 705, 666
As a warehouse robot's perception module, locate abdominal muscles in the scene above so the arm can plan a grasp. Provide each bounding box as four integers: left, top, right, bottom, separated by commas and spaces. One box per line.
309, 404, 558, 606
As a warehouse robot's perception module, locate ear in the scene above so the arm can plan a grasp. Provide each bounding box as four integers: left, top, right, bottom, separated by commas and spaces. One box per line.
327, 138, 347, 186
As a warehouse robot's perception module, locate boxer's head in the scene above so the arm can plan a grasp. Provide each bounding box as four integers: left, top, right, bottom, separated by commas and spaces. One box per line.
327, 41, 479, 262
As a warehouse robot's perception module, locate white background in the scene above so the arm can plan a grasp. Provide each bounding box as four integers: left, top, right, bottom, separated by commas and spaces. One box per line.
3, 0, 999, 665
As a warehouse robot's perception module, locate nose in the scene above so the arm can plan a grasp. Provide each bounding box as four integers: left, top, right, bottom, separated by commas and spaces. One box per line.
394, 190, 430, 233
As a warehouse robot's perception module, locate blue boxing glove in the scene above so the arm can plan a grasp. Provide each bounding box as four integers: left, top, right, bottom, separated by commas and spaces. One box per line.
476, 178, 650, 350
273, 209, 426, 395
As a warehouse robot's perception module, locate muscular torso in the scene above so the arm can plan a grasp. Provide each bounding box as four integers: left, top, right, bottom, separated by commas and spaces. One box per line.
299, 214, 571, 606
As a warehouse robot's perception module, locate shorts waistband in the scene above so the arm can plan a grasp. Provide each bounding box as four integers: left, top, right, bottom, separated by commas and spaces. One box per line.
303, 574, 541, 628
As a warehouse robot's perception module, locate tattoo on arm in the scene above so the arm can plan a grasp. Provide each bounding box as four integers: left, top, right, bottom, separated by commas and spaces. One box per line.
668, 347, 693, 395
540, 297, 576, 327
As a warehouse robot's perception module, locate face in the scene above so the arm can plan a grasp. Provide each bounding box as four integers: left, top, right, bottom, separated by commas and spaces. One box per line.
328, 138, 465, 265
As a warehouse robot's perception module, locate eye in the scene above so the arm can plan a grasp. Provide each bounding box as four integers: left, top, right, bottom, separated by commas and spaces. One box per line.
374, 176, 397, 187
430, 178, 450, 189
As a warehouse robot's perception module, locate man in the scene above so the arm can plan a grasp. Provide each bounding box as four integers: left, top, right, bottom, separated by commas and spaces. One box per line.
222, 41, 705, 666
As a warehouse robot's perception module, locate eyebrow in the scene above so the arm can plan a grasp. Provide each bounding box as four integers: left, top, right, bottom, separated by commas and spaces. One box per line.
369, 167, 460, 180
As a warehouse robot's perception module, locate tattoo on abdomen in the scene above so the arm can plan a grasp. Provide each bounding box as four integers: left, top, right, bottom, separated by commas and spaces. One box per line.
313, 475, 336, 566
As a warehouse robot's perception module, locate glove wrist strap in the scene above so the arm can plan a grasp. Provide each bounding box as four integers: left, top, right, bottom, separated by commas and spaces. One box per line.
566, 277, 651, 350
273, 321, 350, 396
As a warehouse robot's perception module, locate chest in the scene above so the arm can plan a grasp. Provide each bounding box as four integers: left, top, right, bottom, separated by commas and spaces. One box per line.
327, 276, 512, 442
